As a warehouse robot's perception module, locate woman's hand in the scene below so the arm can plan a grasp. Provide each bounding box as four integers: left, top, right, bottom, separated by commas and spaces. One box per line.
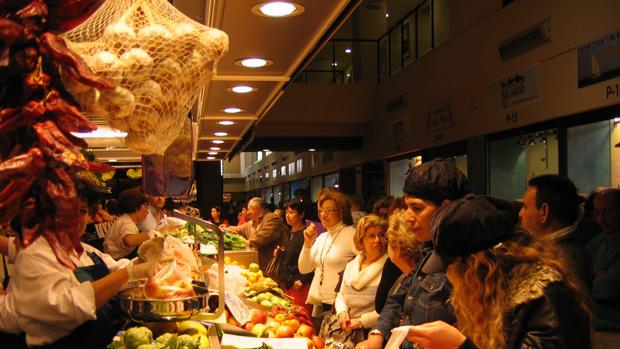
294, 280, 303, 290
349, 318, 361, 331
273, 246, 282, 257
337, 311, 350, 332
407, 321, 467, 349
303, 223, 317, 248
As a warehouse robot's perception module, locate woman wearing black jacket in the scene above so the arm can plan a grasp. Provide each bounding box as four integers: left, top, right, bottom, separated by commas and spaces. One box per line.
279, 200, 313, 314
407, 194, 591, 349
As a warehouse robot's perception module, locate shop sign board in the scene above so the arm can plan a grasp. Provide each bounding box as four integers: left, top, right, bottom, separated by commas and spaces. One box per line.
425, 98, 455, 135
578, 29, 620, 88
489, 64, 539, 113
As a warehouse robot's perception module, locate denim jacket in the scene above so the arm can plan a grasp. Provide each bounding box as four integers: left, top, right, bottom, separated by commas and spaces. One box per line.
373, 251, 456, 349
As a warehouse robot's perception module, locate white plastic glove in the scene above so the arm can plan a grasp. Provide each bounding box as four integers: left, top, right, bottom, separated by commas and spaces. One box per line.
147, 230, 163, 239
126, 260, 159, 281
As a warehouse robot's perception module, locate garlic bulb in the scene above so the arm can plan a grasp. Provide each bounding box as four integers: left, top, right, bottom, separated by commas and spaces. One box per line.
138, 24, 172, 41
104, 22, 136, 39
120, 48, 153, 82
99, 86, 136, 118
90, 51, 123, 85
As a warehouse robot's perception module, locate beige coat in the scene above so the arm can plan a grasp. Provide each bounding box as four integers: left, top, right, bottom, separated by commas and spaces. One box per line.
227, 212, 289, 270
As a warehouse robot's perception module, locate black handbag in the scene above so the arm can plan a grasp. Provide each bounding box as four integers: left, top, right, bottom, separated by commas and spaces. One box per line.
265, 246, 283, 284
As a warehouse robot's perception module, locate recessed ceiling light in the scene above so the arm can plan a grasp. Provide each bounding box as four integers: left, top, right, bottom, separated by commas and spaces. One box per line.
345, 48, 352, 53
332, 62, 338, 67
230, 85, 255, 94
210, 147, 221, 150
308, 148, 316, 152
208, 151, 218, 155
212, 140, 224, 144
207, 156, 215, 160
218, 120, 235, 126
214, 132, 228, 137
251, 1, 305, 17
385, 12, 389, 18
236, 58, 273, 68
108, 159, 118, 162
223, 107, 242, 114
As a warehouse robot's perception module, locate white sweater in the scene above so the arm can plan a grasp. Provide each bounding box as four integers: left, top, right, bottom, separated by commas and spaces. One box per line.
334, 253, 387, 329
298, 223, 358, 305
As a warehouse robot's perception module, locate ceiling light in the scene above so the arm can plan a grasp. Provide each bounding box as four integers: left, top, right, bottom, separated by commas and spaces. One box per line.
72, 128, 127, 138
385, 12, 389, 18
223, 107, 242, 114
212, 140, 224, 144
207, 156, 216, 160
308, 148, 316, 152
208, 151, 218, 155
107, 159, 117, 162
210, 147, 221, 151
214, 132, 228, 137
253, 1, 304, 17
236, 58, 273, 68
345, 48, 352, 53
230, 85, 255, 94
332, 62, 338, 67
218, 120, 235, 126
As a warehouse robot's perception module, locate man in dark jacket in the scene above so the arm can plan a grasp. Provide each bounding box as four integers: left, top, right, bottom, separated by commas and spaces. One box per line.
518, 174, 592, 290
358, 159, 469, 349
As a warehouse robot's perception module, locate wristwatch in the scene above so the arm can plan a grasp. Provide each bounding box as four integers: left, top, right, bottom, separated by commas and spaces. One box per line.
368, 329, 383, 336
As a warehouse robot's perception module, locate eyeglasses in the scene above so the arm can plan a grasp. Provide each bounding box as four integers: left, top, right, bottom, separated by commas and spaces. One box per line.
318, 208, 339, 215
364, 233, 386, 241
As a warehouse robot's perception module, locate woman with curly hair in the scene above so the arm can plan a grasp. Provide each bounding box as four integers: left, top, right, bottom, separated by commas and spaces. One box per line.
407, 194, 591, 349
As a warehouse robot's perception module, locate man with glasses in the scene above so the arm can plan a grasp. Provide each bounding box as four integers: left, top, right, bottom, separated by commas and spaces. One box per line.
357, 159, 469, 349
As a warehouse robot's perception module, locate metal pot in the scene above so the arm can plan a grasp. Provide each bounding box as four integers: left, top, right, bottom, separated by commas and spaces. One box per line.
117, 282, 211, 322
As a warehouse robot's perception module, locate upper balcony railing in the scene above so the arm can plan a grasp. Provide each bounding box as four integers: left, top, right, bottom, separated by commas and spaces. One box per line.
294, 0, 448, 84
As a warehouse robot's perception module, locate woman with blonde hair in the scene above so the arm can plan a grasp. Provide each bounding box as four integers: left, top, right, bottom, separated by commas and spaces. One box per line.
407, 194, 591, 349
385, 210, 423, 276
320, 215, 388, 349
299, 188, 358, 331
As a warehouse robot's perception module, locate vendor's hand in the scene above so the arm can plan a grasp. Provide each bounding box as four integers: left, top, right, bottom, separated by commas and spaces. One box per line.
303, 223, 317, 248
126, 259, 160, 281
349, 318, 361, 331
273, 246, 281, 257
338, 311, 350, 332
407, 321, 466, 349
294, 280, 303, 290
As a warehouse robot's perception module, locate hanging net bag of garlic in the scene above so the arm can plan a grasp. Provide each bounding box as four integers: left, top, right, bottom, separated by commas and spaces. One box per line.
60, 0, 228, 154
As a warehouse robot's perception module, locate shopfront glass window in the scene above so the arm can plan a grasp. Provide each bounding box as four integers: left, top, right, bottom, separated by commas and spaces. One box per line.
324, 173, 339, 188
311, 176, 323, 202
567, 120, 611, 193
489, 129, 558, 200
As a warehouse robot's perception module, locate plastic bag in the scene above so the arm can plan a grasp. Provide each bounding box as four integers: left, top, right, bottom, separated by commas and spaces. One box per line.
140, 235, 198, 299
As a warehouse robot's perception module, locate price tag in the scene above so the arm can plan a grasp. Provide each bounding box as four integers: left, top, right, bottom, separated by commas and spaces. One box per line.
225, 292, 253, 325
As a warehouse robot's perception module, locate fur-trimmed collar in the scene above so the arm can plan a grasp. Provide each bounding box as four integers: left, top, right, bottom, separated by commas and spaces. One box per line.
505, 262, 562, 310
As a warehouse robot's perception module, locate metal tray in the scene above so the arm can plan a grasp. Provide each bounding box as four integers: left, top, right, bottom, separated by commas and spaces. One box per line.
117, 282, 210, 322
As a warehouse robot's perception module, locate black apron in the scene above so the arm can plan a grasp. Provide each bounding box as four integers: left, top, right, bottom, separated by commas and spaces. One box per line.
0, 252, 124, 348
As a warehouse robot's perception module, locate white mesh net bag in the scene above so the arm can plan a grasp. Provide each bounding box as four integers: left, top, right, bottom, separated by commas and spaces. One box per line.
60, 0, 228, 154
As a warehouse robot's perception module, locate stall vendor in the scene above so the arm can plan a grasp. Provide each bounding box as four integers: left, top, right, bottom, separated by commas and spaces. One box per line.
138, 195, 167, 232
0, 182, 160, 348
104, 188, 158, 260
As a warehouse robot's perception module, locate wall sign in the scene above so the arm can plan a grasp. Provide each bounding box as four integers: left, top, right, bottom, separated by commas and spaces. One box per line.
425, 98, 455, 135
578, 29, 620, 88
489, 64, 539, 113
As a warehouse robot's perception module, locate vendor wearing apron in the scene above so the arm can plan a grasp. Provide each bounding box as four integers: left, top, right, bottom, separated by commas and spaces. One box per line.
0, 187, 160, 347
104, 188, 158, 260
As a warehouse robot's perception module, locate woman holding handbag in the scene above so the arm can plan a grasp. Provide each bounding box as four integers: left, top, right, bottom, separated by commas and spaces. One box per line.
275, 200, 314, 315
320, 214, 388, 349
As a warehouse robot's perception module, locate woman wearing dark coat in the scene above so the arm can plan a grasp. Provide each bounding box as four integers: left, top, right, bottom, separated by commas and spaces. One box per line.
278, 200, 313, 314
